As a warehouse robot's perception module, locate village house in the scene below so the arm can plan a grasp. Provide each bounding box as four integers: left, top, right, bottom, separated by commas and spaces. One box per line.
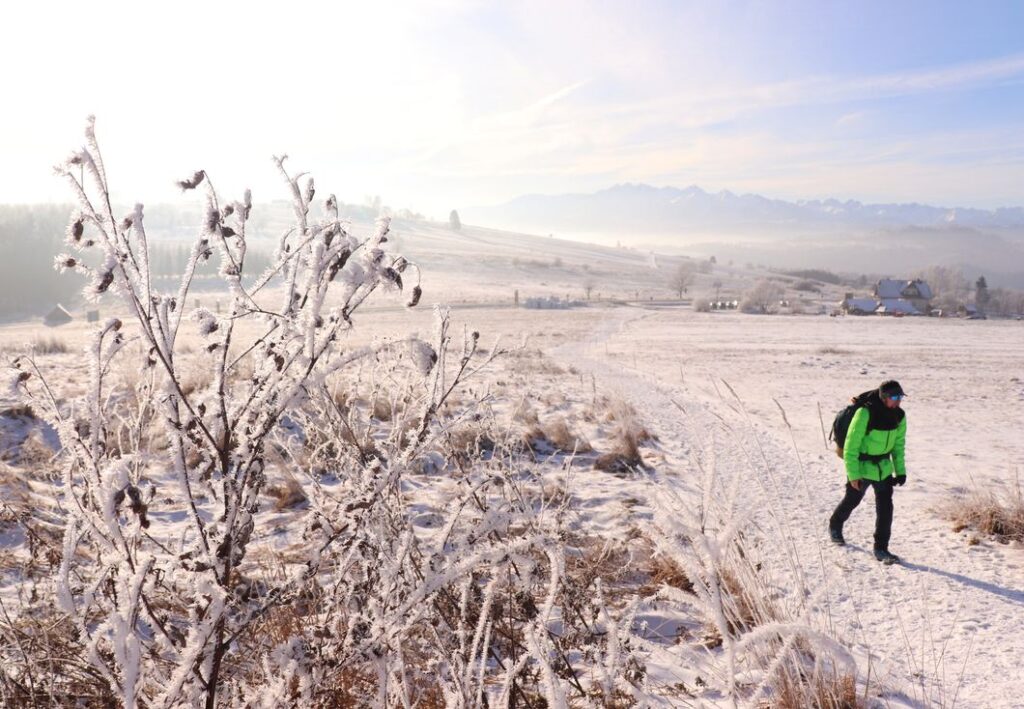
838, 278, 934, 316
874, 278, 933, 315
43, 303, 72, 327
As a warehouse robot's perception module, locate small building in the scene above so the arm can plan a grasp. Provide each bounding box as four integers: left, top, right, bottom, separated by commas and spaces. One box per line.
43, 304, 72, 327
877, 298, 921, 316
957, 304, 986, 319
839, 294, 879, 315
874, 279, 932, 314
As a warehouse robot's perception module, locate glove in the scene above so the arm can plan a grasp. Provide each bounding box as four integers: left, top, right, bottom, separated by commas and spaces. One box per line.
894, 475, 906, 486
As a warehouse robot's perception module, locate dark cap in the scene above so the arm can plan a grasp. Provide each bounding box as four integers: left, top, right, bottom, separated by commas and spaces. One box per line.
879, 380, 905, 398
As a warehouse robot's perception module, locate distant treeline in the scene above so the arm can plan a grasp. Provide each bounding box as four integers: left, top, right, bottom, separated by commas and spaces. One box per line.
0, 204, 83, 318
0, 205, 274, 319
147, 244, 273, 280
781, 268, 845, 285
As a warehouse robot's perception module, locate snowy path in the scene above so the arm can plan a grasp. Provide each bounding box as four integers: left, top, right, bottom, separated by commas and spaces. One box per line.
551, 306, 1024, 708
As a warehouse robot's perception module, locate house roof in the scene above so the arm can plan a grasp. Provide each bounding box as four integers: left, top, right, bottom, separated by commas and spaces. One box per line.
878, 298, 920, 314
43, 304, 72, 324
843, 297, 879, 312
876, 279, 933, 300
915, 280, 934, 299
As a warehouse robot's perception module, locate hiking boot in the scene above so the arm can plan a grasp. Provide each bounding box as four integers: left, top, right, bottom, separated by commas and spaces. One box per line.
829, 526, 845, 546
873, 549, 900, 565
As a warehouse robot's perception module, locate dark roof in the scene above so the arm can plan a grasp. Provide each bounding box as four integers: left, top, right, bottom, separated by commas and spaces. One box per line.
878, 298, 920, 314
876, 279, 933, 300
43, 304, 72, 325
843, 297, 879, 312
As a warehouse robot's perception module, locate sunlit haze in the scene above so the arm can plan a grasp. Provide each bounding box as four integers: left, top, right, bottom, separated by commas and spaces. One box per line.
3, 0, 1023, 217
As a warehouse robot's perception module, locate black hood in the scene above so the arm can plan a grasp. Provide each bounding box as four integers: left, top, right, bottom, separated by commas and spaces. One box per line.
855, 390, 905, 431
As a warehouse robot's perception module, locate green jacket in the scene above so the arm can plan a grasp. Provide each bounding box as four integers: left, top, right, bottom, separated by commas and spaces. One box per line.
843, 407, 906, 482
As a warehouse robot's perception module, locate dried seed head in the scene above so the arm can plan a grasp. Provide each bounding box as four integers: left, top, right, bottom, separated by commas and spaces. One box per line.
222, 204, 234, 217
205, 207, 220, 233
176, 170, 206, 191
66, 214, 85, 243
54, 254, 77, 272
95, 271, 114, 294
407, 285, 422, 308
381, 267, 403, 291
327, 248, 351, 281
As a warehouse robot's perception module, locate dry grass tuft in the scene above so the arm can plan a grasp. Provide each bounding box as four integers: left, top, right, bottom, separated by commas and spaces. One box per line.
771, 668, 864, 709
524, 417, 592, 454
512, 399, 539, 426
507, 347, 567, 376
945, 486, 1024, 543
593, 399, 656, 473
0, 403, 36, 420
543, 417, 592, 453
265, 476, 308, 511
719, 566, 777, 633
371, 396, 396, 422
646, 554, 694, 594
446, 424, 496, 456
32, 336, 71, 355
594, 443, 642, 473
11, 431, 59, 471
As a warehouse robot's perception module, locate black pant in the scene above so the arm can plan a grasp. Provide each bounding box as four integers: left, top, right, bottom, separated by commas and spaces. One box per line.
829, 477, 895, 551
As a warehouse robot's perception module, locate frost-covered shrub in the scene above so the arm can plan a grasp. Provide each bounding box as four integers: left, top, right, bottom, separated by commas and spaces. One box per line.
5, 117, 436, 708
740, 279, 784, 314
2, 119, 661, 708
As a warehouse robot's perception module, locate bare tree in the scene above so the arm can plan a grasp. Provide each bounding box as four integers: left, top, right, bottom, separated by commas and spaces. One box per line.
740, 279, 784, 314
915, 265, 968, 311
668, 262, 696, 299
583, 277, 597, 300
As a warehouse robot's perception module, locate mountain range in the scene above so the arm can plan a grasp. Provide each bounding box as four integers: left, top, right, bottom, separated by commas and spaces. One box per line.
466, 183, 1024, 234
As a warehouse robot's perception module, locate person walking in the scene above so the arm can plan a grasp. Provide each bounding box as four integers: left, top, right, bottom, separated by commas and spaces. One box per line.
828, 380, 907, 564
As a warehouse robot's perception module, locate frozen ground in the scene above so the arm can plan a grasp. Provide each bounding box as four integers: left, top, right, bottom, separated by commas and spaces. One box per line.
2, 302, 1022, 706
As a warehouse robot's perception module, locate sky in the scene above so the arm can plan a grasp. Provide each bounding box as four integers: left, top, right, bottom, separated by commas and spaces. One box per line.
2, 0, 1023, 218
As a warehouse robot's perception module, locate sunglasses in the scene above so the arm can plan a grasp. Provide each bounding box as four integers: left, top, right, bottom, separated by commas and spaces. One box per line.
886, 394, 904, 401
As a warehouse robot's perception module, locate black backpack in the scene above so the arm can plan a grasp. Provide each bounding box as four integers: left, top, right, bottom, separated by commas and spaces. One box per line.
829, 390, 875, 457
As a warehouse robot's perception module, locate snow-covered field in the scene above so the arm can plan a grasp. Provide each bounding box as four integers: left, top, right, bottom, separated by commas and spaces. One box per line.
3, 300, 1022, 706
552, 306, 1024, 706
